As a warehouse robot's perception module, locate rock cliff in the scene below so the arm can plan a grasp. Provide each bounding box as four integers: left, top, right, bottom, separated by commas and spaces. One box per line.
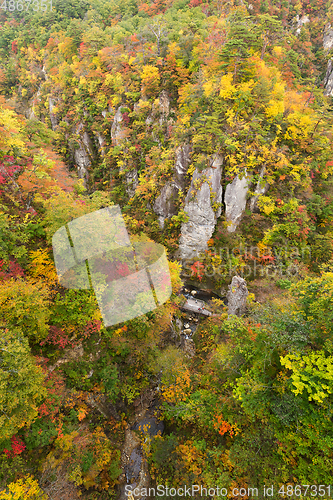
224, 170, 251, 232
250, 166, 269, 212
178, 154, 223, 260
72, 122, 93, 185
153, 144, 192, 228
324, 24, 333, 96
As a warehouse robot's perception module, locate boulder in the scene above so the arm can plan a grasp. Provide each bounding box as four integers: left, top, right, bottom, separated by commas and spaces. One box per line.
227, 275, 249, 316
182, 338, 196, 358
224, 170, 251, 232
132, 417, 164, 437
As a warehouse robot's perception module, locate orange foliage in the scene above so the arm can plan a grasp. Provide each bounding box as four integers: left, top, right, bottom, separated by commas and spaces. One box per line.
213, 412, 239, 437
161, 368, 191, 404
176, 440, 206, 479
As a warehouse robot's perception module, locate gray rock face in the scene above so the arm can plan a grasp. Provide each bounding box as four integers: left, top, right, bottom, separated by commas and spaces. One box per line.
324, 25, 333, 96
174, 144, 192, 184
178, 154, 223, 260
111, 106, 138, 197
42, 65, 48, 81
295, 14, 310, 35
145, 91, 174, 143
102, 105, 113, 118
153, 144, 192, 228
111, 106, 127, 145
153, 182, 180, 228
146, 90, 170, 126
95, 131, 106, 157
325, 59, 333, 96
26, 106, 36, 120
224, 170, 251, 232
158, 90, 170, 124
73, 122, 93, 184
49, 97, 58, 130
124, 167, 139, 198
324, 24, 333, 50
227, 275, 249, 316
250, 166, 269, 212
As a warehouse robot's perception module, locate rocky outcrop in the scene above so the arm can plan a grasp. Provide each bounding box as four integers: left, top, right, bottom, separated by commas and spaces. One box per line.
26, 103, 37, 120
178, 154, 223, 260
153, 144, 192, 228
224, 170, 251, 232
154, 182, 180, 228
174, 144, 192, 185
250, 166, 269, 212
110, 106, 138, 197
73, 122, 93, 184
49, 97, 58, 130
325, 60, 333, 96
324, 24, 333, 96
41, 65, 48, 81
95, 131, 106, 157
323, 24, 333, 50
227, 275, 249, 316
123, 167, 139, 198
146, 90, 170, 126
295, 14, 310, 35
146, 90, 174, 142
102, 105, 113, 118
111, 106, 127, 145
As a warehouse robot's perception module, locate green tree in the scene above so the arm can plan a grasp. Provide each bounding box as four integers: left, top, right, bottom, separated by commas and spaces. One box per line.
39, 188, 113, 243
0, 327, 46, 442
0, 278, 51, 342
0, 213, 29, 265
219, 8, 260, 82
292, 272, 333, 343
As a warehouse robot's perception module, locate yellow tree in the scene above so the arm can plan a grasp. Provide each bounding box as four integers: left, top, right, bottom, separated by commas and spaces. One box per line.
0, 99, 26, 155
0, 474, 47, 499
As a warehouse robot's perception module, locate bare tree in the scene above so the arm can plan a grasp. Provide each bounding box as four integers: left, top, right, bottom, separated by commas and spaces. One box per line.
147, 17, 168, 57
